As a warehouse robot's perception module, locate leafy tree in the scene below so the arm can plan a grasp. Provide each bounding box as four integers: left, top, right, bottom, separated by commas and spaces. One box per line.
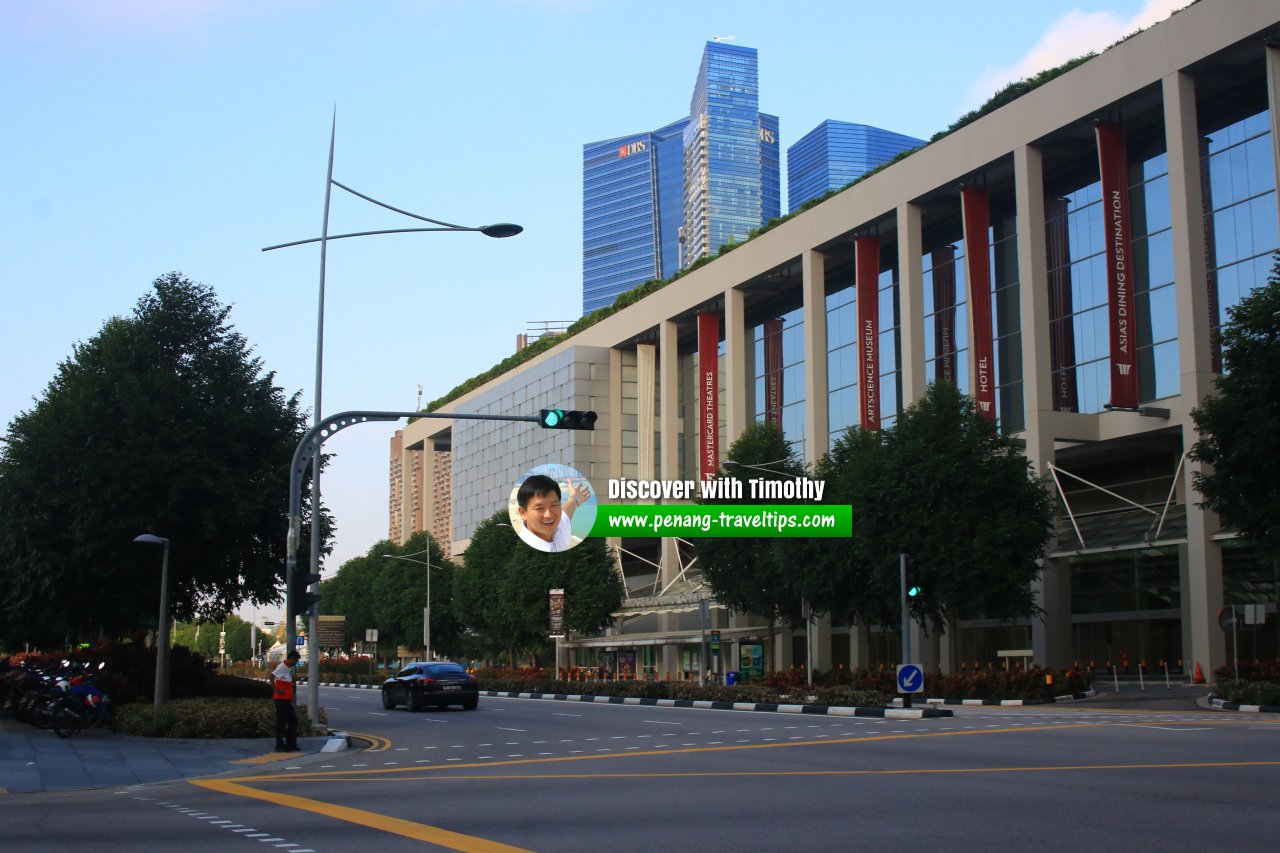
456, 510, 623, 665
826, 382, 1054, 639
694, 421, 810, 623
0, 273, 318, 648
454, 511, 523, 663
173, 614, 258, 661
1191, 255, 1280, 564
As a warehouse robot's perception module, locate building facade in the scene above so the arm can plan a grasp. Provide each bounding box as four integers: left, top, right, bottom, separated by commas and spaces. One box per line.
399, 0, 1280, 679
581, 41, 781, 315
787, 120, 926, 213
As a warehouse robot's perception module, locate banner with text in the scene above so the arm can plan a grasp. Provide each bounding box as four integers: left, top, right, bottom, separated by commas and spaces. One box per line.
855, 237, 881, 431
590, 504, 852, 538
1095, 122, 1139, 408
961, 187, 996, 420
698, 311, 720, 480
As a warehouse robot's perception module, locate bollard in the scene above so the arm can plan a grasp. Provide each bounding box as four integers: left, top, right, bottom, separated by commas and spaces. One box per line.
1112, 665, 1120, 693
1164, 661, 1171, 690
1138, 663, 1145, 692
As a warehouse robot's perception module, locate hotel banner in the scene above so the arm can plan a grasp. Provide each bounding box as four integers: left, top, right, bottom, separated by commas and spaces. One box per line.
855, 237, 880, 431
697, 311, 720, 481
764, 318, 783, 428
1095, 122, 1139, 409
960, 187, 996, 420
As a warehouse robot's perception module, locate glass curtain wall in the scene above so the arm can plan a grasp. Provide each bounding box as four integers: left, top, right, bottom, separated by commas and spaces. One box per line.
749, 307, 806, 462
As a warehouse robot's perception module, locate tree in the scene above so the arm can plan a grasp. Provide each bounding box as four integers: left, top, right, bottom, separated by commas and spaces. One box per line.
173, 614, 257, 662
826, 382, 1054, 641
694, 421, 810, 623
456, 510, 623, 666
1191, 255, 1280, 564
0, 273, 317, 648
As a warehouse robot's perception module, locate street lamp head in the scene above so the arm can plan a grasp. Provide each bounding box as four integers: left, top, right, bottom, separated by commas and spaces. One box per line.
478, 222, 523, 239
134, 533, 169, 546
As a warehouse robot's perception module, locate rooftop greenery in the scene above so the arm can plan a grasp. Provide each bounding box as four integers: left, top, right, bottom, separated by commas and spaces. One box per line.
426, 9, 1187, 414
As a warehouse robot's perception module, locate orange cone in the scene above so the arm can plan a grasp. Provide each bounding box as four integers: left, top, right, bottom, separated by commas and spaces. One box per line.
1193, 661, 1205, 684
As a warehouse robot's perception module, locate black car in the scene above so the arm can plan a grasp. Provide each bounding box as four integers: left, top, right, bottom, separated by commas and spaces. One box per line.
381, 661, 479, 711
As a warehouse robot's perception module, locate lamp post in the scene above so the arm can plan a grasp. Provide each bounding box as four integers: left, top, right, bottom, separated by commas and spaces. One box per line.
383, 550, 436, 661
721, 457, 815, 686
133, 533, 171, 717
263, 114, 521, 712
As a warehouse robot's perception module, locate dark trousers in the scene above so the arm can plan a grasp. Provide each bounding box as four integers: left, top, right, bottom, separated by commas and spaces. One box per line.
274, 699, 298, 747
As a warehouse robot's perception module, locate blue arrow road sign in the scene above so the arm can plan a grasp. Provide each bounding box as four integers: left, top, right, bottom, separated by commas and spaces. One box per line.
896, 663, 924, 694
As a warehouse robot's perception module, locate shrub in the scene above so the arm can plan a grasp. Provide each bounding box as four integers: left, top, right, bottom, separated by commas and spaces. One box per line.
1211, 679, 1280, 707
1213, 658, 1280, 685
113, 697, 317, 738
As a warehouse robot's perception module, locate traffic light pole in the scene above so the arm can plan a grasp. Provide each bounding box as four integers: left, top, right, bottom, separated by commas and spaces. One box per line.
899, 552, 910, 666
286, 409, 542, 724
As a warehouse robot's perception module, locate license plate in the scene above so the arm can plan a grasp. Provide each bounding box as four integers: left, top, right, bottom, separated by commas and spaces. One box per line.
442, 685, 460, 691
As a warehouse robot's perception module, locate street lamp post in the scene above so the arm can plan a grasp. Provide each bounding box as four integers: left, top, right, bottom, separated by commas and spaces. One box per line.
384, 550, 436, 661
263, 114, 521, 716
133, 533, 171, 718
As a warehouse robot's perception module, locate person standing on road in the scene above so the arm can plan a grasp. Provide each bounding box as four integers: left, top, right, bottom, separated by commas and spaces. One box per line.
272, 649, 301, 752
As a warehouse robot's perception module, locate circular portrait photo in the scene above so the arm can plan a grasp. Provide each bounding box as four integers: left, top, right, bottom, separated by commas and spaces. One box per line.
508, 463, 597, 553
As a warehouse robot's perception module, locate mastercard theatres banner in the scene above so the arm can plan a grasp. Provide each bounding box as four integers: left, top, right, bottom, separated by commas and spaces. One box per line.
698, 311, 719, 481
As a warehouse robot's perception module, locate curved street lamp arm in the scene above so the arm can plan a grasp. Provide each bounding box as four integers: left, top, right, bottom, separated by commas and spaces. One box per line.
330, 180, 469, 230
262, 227, 483, 253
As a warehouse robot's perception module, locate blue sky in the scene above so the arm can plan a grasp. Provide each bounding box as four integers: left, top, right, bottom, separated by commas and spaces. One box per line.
0, 0, 1183, 619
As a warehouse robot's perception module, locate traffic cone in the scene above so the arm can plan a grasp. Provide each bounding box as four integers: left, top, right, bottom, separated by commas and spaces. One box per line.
1193, 661, 1205, 684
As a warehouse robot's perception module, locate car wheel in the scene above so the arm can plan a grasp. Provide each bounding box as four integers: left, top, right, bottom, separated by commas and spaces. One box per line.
381, 689, 395, 710
463, 697, 478, 711
408, 691, 424, 712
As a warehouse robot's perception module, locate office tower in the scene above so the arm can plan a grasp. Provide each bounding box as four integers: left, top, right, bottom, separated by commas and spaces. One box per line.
582, 41, 779, 315
787, 120, 925, 212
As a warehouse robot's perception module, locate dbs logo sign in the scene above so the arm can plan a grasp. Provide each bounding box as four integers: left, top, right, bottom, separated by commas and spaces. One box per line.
759, 127, 776, 144
618, 140, 647, 158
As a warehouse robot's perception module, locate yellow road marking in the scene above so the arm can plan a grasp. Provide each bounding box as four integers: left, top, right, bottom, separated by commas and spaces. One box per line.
190, 778, 531, 852
232, 752, 306, 765
340, 730, 392, 752
220, 722, 1100, 783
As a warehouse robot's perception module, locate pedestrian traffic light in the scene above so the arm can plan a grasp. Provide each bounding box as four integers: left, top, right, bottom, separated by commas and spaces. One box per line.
289, 570, 321, 615
539, 409, 597, 430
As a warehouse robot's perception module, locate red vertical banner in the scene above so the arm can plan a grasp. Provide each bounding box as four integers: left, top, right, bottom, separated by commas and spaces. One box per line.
697, 311, 720, 481
961, 187, 996, 420
763, 318, 783, 428
855, 237, 880, 431
1045, 197, 1079, 412
930, 244, 957, 385
1095, 122, 1139, 408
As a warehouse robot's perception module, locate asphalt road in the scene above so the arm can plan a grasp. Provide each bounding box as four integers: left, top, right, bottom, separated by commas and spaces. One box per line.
2, 685, 1276, 851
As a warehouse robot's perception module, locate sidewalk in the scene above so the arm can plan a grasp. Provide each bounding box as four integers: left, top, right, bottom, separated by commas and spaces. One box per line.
0, 715, 328, 795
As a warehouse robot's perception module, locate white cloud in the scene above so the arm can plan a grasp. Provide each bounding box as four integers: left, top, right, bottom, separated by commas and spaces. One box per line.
961, 0, 1189, 112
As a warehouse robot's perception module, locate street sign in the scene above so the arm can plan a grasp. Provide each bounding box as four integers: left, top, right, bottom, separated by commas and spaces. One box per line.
365, 628, 379, 643
295, 635, 305, 646
711, 630, 721, 654
896, 663, 924, 694
317, 615, 346, 646
1218, 606, 1236, 631
1244, 604, 1267, 625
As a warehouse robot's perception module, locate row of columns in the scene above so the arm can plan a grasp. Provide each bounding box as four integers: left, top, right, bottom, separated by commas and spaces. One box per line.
607, 51, 1280, 675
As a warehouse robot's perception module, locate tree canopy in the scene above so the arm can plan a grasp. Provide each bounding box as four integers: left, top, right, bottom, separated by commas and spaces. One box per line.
455, 510, 623, 665
0, 272, 317, 648
1191, 254, 1280, 563
831, 381, 1055, 634
694, 421, 811, 623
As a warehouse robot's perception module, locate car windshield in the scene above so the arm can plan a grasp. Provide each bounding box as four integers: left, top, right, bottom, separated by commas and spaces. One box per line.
424, 663, 466, 676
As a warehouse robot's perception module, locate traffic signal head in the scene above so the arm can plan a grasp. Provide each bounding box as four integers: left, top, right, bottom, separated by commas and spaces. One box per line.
539, 409, 597, 430
289, 570, 321, 615
905, 556, 922, 598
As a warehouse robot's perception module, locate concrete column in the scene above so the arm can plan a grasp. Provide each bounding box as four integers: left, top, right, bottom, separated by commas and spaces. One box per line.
724, 286, 749, 442
1268, 45, 1280, 234
802, 248, 829, 462
1014, 143, 1072, 669
609, 347, 624, 477
658, 320, 682, 677
896, 203, 926, 407
1164, 69, 1224, 677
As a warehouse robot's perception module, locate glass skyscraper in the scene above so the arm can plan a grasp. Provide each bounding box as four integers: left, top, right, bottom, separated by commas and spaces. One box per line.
582, 41, 780, 315
582, 119, 688, 315
787, 120, 925, 213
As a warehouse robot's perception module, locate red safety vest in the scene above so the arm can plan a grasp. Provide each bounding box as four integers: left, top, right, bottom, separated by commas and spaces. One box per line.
273, 676, 295, 701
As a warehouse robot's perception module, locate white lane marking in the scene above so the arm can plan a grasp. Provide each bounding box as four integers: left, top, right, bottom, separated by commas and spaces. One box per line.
498, 727, 528, 732
553, 712, 582, 717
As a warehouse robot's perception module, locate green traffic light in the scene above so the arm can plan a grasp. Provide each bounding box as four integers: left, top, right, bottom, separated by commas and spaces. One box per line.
541, 409, 564, 427
907, 585, 922, 598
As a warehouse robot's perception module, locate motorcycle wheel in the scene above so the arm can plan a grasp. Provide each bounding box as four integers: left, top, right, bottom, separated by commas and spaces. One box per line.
31, 701, 57, 730
53, 708, 80, 739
